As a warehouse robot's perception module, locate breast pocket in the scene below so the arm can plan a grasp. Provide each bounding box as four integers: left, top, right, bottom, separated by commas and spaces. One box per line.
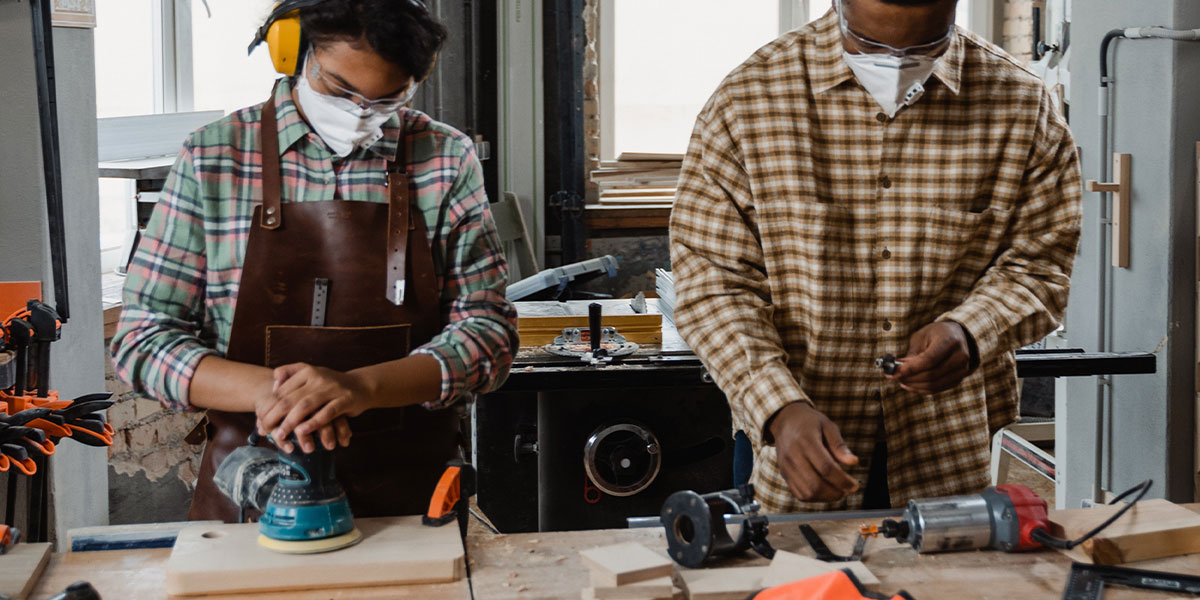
913, 205, 1012, 301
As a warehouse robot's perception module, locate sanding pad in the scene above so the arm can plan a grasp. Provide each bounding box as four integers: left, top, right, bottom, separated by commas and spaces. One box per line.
257, 527, 363, 554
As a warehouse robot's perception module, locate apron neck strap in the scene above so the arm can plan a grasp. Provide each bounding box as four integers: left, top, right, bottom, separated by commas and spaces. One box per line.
260, 81, 283, 230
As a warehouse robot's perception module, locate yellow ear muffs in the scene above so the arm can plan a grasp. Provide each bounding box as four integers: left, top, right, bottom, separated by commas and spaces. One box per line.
265, 11, 304, 76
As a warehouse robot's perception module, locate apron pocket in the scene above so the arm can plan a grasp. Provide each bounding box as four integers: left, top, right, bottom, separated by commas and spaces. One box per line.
265, 324, 412, 371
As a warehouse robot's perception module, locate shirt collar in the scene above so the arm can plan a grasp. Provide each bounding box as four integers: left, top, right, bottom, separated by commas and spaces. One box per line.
269, 76, 404, 162
809, 8, 964, 97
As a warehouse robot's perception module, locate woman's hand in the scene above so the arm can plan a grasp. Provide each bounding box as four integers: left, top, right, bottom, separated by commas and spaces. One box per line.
255, 363, 374, 453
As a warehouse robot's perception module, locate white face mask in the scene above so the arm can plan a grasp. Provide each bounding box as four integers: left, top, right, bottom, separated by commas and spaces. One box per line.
842, 52, 937, 118
294, 70, 410, 157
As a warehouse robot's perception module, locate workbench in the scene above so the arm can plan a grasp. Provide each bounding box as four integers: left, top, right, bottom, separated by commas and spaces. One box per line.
28, 510, 1200, 599
477, 302, 1158, 533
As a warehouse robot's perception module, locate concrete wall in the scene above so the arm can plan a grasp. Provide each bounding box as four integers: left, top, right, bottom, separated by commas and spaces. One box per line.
1060, 0, 1200, 506
0, 4, 109, 545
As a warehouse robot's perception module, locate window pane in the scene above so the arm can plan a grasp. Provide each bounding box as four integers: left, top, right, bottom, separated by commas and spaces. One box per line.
95, 0, 156, 118
612, 0, 780, 157
192, 1, 279, 114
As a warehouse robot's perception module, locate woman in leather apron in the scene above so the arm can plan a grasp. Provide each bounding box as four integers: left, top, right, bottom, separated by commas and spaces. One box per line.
111, 1, 517, 523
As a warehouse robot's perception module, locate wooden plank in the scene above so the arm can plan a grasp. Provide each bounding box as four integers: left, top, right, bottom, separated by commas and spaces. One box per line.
30, 548, 468, 600
599, 198, 675, 206
585, 576, 677, 599
165, 516, 465, 596
585, 205, 671, 231
675, 566, 770, 600
0, 543, 51, 600
1047, 498, 1200, 565
760, 550, 877, 588
579, 543, 673, 588
618, 153, 685, 162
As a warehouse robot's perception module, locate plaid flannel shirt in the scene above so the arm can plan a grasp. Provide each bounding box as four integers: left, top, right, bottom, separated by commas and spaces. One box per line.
112, 77, 518, 412
670, 11, 1082, 512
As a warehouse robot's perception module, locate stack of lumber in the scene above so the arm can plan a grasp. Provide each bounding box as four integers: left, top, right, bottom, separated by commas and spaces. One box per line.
1047, 498, 1200, 565
516, 299, 663, 347
590, 153, 683, 189
588, 154, 682, 230
655, 270, 675, 324
579, 542, 680, 600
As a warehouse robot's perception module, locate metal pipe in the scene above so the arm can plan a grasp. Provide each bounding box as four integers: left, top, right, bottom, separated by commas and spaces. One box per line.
626, 508, 905, 529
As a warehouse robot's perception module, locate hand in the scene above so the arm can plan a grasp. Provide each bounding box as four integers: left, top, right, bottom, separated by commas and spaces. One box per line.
890, 321, 972, 395
769, 403, 859, 503
256, 363, 371, 453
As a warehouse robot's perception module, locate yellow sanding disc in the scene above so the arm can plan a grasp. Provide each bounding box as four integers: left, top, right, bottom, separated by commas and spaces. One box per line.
257, 527, 363, 554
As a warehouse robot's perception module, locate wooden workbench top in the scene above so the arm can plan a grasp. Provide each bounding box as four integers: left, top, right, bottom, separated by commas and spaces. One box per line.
30, 515, 1200, 599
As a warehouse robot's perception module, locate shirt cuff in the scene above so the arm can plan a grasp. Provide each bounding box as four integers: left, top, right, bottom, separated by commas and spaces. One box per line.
938, 303, 1000, 368
169, 344, 220, 412
736, 362, 811, 448
412, 346, 456, 409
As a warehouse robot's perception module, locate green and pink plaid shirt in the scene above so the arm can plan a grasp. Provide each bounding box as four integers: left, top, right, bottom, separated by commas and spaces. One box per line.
111, 78, 518, 411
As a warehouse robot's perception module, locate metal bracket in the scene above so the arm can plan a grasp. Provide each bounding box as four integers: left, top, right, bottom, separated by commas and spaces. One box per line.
1085, 153, 1132, 268
799, 524, 868, 562
310, 278, 330, 327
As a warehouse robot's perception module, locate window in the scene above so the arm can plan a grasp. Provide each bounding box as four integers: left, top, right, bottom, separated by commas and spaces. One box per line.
94, 0, 156, 118
191, 2, 279, 114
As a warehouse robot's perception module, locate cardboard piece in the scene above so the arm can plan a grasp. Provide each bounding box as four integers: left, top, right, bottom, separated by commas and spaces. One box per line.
760, 550, 878, 589
165, 516, 464, 596
579, 542, 674, 588
674, 566, 770, 600
1047, 498, 1200, 565
0, 543, 52, 600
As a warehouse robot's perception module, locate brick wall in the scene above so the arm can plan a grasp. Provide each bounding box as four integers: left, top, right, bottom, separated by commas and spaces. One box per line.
104, 337, 203, 523
582, 0, 600, 203
1001, 0, 1038, 63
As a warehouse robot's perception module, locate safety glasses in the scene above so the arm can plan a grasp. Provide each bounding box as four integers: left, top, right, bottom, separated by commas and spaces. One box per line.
837, 0, 954, 58
306, 49, 417, 112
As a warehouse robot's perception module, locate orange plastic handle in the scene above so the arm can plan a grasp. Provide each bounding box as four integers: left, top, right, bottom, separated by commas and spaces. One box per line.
426, 466, 462, 520
11, 457, 36, 475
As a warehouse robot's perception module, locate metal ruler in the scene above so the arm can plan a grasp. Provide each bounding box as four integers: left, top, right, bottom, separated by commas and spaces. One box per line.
1062, 562, 1200, 599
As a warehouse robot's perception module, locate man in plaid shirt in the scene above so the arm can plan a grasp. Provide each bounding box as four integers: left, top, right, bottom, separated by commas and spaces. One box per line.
111, 0, 517, 514
671, 0, 1081, 512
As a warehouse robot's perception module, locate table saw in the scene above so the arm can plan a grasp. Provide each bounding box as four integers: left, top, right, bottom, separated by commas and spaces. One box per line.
475, 300, 1156, 534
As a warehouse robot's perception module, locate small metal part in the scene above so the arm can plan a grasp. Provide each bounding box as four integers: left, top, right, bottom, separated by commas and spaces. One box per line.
630, 292, 647, 314
583, 422, 661, 497
391, 279, 406, 306
310, 278, 330, 327
875, 354, 899, 375
660, 485, 775, 568
543, 327, 638, 364
1063, 562, 1200, 600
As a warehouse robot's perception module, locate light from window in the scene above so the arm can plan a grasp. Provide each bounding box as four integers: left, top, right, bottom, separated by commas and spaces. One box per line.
94, 0, 156, 118
192, 1, 279, 115
611, 0, 781, 157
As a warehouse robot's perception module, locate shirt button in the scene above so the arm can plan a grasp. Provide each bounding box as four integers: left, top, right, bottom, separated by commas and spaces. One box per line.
881, 248, 892, 259
876, 112, 888, 123
879, 175, 892, 189
882, 320, 893, 332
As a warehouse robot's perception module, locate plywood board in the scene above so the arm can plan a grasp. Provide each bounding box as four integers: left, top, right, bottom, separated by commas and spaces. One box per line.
166, 516, 464, 596
1047, 498, 1200, 565
584, 576, 677, 599
579, 542, 673, 587
760, 550, 877, 589
0, 543, 51, 600
674, 566, 769, 600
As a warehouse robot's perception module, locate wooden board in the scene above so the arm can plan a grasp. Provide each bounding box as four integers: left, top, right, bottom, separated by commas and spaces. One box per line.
165, 516, 464, 597
674, 566, 770, 600
1047, 498, 1200, 565
579, 542, 673, 587
517, 300, 663, 346
585, 575, 677, 599
618, 153, 685, 162
0, 543, 51, 600
760, 550, 877, 589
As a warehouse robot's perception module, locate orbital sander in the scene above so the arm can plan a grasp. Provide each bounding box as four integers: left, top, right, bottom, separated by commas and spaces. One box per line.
214, 433, 362, 554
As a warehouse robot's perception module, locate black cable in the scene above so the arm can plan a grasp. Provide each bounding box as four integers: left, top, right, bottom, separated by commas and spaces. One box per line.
1030, 479, 1152, 550
1099, 28, 1125, 86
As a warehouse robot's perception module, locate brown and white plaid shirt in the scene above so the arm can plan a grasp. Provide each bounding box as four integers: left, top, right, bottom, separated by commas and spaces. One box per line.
670, 11, 1082, 512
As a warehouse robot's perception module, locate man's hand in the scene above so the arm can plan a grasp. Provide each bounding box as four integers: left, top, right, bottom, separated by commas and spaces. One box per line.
890, 321, 972, 395
256, 363, 368, 453
769, 403, 859, 503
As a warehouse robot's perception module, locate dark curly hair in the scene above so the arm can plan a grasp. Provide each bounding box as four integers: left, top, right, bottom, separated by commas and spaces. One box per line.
300, 0, 448, 81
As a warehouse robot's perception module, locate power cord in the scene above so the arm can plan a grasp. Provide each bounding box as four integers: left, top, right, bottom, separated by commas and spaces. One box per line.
1030, 479, 1153, 550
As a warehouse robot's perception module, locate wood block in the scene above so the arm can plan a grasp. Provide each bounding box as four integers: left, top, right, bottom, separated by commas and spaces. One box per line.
579, 542, 673, 587
0, 543, 52, 600
760, 550, 878, 589
165, 516, 464, 596
1047, 498, 1200, 565
586, 576, 676, 599
674, 566, 770, 600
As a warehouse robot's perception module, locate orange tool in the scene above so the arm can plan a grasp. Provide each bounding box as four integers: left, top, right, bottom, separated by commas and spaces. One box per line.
423, 460, 476, 537
0, 524, 20, 554
753, 570, 915, 600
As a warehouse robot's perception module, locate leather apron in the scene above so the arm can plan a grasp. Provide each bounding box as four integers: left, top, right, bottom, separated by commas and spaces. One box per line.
188, 89, 461, 522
